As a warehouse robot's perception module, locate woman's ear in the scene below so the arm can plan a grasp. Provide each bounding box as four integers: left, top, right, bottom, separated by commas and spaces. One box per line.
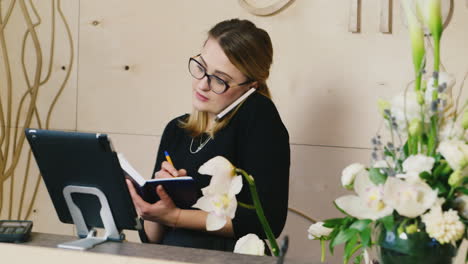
250, 81, 258, 89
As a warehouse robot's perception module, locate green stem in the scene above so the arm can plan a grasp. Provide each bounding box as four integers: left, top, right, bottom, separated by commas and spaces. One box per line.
428, 38, 440, 156
321, 239, 326, 263
238, 202, 255, 210
236, 168, 280, 257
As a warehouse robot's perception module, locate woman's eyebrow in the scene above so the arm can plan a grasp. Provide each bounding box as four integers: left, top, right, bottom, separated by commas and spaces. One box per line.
200, 55, 233, 81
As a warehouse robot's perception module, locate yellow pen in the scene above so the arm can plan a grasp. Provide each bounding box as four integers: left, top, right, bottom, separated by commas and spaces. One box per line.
164, 151, 177, 177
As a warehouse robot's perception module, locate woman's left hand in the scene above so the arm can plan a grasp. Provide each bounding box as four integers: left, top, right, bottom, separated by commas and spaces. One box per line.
126, 179, 181, 227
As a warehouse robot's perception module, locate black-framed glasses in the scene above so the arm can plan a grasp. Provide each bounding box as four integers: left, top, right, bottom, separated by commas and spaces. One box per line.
188, 55, 252, 94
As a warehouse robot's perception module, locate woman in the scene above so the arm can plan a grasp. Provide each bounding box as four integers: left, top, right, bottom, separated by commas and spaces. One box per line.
126, 18, 290, 253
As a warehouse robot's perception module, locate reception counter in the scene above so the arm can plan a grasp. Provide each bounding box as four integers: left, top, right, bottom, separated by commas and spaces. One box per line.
1, 232, 312, 264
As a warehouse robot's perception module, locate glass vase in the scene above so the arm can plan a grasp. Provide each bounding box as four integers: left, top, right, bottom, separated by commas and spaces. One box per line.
369, 226, 458, 264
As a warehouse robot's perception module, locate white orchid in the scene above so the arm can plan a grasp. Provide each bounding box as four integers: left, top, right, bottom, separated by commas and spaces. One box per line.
398, 154, 435, 183
438, 140, 468, 171
307, 222, 333, 240
234, 234, 265, 256
341, 163, 365, 189
335, 170, 393, 220
198, 156, 236, 193
383, 177, 437, 218
194, 156, 243, 231
193, 175, 243, 231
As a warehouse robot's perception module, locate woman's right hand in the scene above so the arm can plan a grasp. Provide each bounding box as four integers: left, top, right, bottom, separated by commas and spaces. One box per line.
154, 161, 187, 178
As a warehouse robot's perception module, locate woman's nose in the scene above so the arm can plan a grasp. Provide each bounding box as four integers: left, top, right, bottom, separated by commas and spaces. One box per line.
198, 75, 211, 91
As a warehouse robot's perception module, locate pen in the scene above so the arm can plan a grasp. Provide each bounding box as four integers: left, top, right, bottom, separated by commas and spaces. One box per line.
164, 151, 177, 177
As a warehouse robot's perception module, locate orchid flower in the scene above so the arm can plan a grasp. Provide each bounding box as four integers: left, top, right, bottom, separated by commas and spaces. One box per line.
234, 234, 265, 256
193, 175, 242, 231
383, 177, 437, 218
335, 170, 393, 220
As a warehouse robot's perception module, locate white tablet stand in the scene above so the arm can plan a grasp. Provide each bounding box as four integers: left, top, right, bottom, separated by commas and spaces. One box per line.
57, 185, 125, 250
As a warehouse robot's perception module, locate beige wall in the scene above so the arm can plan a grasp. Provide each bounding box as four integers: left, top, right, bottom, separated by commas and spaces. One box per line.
1, 0, 468, 262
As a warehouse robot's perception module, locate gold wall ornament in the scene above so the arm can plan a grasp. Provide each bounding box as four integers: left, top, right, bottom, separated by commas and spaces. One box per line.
0, 0, 74, 221
238, 0, 294, 16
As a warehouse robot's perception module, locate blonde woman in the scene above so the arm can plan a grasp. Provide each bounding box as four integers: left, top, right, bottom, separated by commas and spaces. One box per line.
127, 19, 290, 253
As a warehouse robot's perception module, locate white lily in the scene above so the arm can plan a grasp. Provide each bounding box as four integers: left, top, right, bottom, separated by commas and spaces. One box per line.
193, 175, 243, 231
438, 140, 468, 171
335, 170, 393, 220
234, 234, 265, 256
383, 177, 437, 218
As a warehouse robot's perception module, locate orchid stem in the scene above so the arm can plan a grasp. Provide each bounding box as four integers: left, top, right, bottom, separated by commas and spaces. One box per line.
238, 202, 255, 210
320, 239, 326, 262
236, 168, 280, 257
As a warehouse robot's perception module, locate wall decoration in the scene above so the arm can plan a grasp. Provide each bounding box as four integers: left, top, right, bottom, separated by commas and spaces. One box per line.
348, 0, 361, 33
238, 0, 294, 16
0, 0, 73, 220
380, 0, 392, 33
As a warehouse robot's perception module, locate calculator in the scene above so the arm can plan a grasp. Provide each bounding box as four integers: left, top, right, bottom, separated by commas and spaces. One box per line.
0, 220, 33, 243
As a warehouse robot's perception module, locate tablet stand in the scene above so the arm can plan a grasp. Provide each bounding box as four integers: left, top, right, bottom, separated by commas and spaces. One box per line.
57, 185, 125, 250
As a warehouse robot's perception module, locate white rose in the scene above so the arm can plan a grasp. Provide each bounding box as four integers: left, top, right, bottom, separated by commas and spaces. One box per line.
307, 222, 333, 239
341, 163, 365, 189
438, 140, 468, 170
234, 234, 265, 256
400, 154, 435, 183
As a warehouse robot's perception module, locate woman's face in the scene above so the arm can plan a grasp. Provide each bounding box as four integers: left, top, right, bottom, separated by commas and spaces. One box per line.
191, 38, 251, 118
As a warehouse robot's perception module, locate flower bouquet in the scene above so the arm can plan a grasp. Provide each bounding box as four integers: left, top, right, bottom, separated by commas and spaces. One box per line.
308, 1, 467, 263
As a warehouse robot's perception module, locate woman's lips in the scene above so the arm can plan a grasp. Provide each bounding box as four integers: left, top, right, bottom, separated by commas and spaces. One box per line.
195, 91, 209, 102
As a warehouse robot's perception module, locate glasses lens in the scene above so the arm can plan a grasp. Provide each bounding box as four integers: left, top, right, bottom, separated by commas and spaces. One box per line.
210, 76, 228, 94
189, 59, 205, 79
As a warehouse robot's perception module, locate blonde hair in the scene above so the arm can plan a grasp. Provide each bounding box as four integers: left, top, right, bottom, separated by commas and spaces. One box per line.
180, 19, 273, 138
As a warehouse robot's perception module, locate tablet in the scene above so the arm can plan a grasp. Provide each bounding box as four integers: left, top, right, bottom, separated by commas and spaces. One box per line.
25, 129, 140, 232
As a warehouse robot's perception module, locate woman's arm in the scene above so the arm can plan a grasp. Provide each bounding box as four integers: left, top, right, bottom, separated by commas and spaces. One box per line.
127, 180, 235, 241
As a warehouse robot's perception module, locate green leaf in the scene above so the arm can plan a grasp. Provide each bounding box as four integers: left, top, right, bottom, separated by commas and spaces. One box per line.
328, 228, 340, 255
369, 168, 387, 185
380, 214, 394, 231
360, 227, 371, 248
354, 255, 363, 264
323, 218, 346, 228
454, 187, 468, 195
419, 171, 432, 181
349, 219, 372, 231
435, 182, 449, 196
344, 235, 359, 261
433, 161, 452, 180
331, 228, 358, 248
403, 141, 409, 157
